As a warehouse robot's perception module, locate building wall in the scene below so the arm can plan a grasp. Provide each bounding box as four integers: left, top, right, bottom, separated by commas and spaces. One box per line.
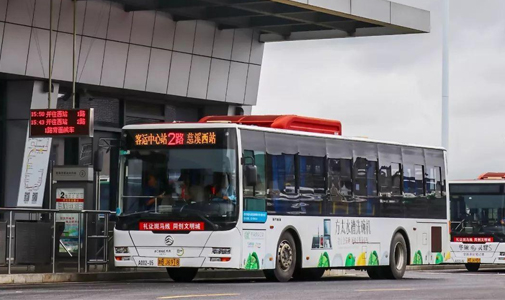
0, 0, 264, 106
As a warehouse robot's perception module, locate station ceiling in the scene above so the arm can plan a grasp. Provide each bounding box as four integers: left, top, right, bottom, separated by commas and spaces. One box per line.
98, 0, 430, 42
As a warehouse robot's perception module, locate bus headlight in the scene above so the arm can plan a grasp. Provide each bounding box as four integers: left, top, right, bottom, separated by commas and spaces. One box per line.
115, 247, 129, 254
212, 248, 231, 255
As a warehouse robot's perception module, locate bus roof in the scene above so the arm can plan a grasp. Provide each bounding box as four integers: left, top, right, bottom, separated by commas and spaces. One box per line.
122, 122, 446, 152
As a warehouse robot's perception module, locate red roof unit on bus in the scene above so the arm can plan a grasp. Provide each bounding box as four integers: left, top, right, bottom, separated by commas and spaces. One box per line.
478, 172, 505, 180
198, 115, 342, 136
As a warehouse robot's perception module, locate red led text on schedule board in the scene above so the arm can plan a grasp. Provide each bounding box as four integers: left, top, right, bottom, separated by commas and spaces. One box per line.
30, 109, 92, 137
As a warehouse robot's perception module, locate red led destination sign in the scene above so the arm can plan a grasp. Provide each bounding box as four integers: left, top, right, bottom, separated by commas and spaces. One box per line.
124, 128, 230, 150
30, 109, 94, 137
134, 131, 217, 147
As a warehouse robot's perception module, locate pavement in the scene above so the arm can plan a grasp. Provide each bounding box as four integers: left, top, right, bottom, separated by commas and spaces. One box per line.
1, 268, 505, 300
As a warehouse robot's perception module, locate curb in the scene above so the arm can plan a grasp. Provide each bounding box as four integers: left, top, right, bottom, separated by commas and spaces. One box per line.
0, 270, 265, 285
0, 271, 167, 285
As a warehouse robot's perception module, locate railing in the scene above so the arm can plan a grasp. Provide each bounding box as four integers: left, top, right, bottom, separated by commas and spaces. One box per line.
0, 208, 115, 275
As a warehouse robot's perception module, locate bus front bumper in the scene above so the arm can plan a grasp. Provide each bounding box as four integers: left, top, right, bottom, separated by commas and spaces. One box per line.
113, 229, 242, 269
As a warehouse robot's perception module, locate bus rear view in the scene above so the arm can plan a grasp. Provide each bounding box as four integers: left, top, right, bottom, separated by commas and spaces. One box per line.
449, 173, 505, 271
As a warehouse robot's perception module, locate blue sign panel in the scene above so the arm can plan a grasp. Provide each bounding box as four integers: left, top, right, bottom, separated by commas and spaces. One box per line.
243, 211, 267, 223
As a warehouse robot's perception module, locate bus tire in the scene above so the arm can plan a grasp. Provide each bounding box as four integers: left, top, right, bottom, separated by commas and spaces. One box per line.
465, 263, 480, 272
264, 231, 297, 282
383, 233, 408, 279
367, 267, 384, 280
167, 268, 198, 282
293, 268, 326, 281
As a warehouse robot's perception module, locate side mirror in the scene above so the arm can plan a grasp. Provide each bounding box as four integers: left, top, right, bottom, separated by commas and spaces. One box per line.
244, 165, 258, 186
94, 148, 104, 172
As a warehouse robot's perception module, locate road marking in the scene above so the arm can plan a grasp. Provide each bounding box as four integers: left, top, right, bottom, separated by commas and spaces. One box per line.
158, 293, 239, 299
355, 288, 415, 292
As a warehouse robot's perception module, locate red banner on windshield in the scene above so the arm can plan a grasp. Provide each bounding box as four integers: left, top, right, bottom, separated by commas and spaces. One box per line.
139, 222, 205, 231
454, 237, 493, 243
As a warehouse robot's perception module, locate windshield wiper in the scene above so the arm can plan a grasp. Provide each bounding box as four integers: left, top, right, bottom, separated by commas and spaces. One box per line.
120, 210, 154, 217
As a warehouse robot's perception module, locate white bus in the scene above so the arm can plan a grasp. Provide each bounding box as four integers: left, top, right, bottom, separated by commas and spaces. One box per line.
114, 115, 450, 282
448, 173, 505, 271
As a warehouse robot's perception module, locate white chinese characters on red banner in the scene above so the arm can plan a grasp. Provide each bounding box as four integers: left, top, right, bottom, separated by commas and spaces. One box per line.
139, 222, 205, 231
454, 237, 494, 243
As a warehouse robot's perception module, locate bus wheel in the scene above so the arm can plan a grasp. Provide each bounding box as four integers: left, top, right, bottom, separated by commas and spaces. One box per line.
167, 268, 198, 282
465, 263, 480, 272
293, 268, 326, 281
367, 267, 384, 279
383, 233, 408, 279
264, 231, 297, 282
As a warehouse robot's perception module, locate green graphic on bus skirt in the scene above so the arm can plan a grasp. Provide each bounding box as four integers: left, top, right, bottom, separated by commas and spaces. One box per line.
413, 250, 423, 265
412, 251, 443, 265
245, 252, 260, 270
345, 253, 355, 267
368, 251, 379, 266
317, 252, 330, 268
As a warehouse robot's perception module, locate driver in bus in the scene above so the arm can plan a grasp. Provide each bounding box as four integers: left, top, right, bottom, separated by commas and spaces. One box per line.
144, 174, 165, 211
212, 172, 236, 202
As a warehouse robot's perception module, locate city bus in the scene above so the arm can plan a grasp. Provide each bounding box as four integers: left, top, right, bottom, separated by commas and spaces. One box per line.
113, 115, 450, 282
449, 173, 505, 271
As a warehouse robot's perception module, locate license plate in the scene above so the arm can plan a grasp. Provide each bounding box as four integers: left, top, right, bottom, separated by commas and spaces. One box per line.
467, 258, 481, 263
137, 258, 157, 267
158, 257, 180, 267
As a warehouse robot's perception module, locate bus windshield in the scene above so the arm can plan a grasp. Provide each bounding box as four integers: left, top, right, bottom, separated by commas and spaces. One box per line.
450, 183, 505, 238
118, 128, 238, 231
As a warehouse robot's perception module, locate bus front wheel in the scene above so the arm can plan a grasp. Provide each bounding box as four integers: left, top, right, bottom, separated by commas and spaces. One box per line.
264, 231, 297, 282
167, 267, 198, 282
465, 263, 480, 272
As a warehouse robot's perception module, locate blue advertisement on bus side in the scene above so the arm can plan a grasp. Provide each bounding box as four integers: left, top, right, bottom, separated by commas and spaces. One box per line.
243, 211, 267, 223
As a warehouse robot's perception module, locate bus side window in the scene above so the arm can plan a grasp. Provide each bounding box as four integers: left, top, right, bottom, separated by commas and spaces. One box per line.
298, 156, 325, 216
435, 166, 443, 193
403, 164, 415, 196
381, 163, 402, 196
425, 166, 442, 196
328, 158, 353, 216
353, 157, 378, 216
267, 154, 296, 214
391, 163, 402, 196
379, 165, 392, 195
414, 165, 425, 196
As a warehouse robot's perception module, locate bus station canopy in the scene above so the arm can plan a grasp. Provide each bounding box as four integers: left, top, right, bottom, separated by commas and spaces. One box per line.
101, 0, 430, 42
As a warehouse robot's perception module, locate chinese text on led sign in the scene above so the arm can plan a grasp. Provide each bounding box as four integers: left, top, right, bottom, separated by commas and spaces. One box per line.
30, 109, 93, 137
134, 132, 217, 146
